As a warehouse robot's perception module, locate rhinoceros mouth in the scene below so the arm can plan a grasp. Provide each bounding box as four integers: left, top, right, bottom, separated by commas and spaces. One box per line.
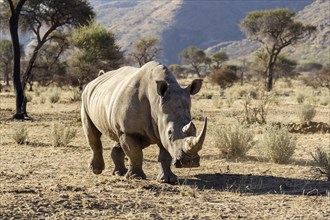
173, 152, 200, 168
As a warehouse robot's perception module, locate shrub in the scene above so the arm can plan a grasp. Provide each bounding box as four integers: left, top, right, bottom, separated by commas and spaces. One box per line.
209, 66, 238, 89
215, 122, 255, 158
297, 104, 316, 122
51, 122, 77, 147
241, 90, 278, 124
302, 66, 330, 89
70, 87, 81, 102
311, 148, 330, 181
296, 93, 306, 104
49, 88, 61, 103
258, 125, 296, 164
11, 126, 28, 145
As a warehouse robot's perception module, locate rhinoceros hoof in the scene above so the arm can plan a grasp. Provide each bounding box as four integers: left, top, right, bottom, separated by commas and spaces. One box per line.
90, 166, 104, 175
125, 170, 147, 180
89, 161, 105, 175
112, 168, 128, 176
157, 173, 178, 183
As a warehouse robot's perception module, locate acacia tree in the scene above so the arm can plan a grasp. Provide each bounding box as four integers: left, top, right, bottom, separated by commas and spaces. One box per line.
130, 36, 161, 67
69, 22, 124, 89
2, 0, 94, 119
252, 50, 297, 85
179, 46, 206, 77
32, 33, 69, 87
240, 8, 316, 91
209, 51, 229, 70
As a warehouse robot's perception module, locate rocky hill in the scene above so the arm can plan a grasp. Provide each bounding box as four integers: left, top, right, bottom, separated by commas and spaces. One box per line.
91, 0, 314, 64
206, 0, 330, 65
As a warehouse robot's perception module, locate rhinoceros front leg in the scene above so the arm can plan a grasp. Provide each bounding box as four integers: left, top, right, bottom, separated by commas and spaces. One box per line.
157, 144, 178, 183
119, 134, 146, 180
111, 142, 128, 176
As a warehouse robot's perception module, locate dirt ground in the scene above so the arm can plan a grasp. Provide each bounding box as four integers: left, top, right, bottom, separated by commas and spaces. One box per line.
1, 80, 329, 219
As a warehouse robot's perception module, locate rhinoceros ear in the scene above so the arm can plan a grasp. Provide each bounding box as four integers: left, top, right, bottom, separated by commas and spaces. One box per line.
156, 80, 168, 97
187, 79, 203, 95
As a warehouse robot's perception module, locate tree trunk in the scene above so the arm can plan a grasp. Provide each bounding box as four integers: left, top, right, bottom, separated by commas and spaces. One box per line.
8, 0, 26, 119
266, 52, 279, 91
5, 63, 10, 86
266, 63, 274, 91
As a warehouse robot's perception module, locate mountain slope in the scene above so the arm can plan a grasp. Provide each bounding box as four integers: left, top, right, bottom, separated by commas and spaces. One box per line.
206, 0, 330, 65
91, 0, 314, 64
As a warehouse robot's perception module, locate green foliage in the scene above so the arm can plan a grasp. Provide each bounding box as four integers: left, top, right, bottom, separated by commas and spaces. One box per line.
168, 64, 187, 78
208, 51, 229, 70
11, 125, 28, 145
51, 122, 77, 147
21, 0, 95, 31
130, 36, 161, 67
241, 8, 316, 91
297, 104, 316, 122
69, 22, 124, 86
311, 148, 330, 181
251, 50, 298, 83
258, 125, 296, 164
179, 46, 206, 77
215, 122, 255, 158
240, 8, 316, 45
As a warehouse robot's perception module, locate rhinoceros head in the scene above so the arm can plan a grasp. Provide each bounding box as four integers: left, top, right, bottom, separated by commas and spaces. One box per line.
156, 79, 207, 168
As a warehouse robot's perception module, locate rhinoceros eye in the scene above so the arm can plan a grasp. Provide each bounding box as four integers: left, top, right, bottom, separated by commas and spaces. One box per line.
168, 129, 173, 140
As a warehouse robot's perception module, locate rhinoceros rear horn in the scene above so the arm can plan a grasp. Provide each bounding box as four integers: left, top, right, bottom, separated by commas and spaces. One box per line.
183, 117, 207, 155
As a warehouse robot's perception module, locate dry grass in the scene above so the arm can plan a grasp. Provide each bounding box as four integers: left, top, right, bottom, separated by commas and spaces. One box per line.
215, 122, 255, 157
312, 148, 330, 181
51, 122, 77, 147
0, 79, 329, 219
257, 125, 296, 164
297, 104, 316, 122
10, 125, 28, 145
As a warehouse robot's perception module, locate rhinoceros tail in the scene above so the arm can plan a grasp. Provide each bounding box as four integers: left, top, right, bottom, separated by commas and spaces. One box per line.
98, 70, 105, 76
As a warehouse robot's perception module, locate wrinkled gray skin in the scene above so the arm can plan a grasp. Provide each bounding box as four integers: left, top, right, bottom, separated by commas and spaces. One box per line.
81, 61, 207, 183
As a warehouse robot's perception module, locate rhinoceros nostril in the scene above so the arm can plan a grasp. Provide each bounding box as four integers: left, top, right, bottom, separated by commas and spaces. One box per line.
174, 160, 182, 168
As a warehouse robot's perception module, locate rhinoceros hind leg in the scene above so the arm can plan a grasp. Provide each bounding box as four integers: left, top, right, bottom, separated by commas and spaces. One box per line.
119, 134, 146, 180
111, 142, 128, 176
81, 108, 104, 174
157, 145, 178, 183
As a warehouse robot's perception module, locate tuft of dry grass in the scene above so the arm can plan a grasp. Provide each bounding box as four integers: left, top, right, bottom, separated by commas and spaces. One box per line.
215, 122, 255, 158
70, 88, 82, 102
10, 125, 28, 145
49, 88, 61, 103
51, 122, 77, 147
311, 148, 330, 181
297, 104, 316, 122
258, 125, 296, 164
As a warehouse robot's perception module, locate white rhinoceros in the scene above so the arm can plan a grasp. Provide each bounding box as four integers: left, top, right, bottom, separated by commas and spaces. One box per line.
81, 61, 207, 183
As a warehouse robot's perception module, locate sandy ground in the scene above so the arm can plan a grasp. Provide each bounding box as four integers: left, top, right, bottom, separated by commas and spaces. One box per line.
1, 81, 329, 219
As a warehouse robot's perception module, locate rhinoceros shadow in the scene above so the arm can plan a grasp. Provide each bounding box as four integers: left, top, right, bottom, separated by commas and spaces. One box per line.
180, 173, 329, 196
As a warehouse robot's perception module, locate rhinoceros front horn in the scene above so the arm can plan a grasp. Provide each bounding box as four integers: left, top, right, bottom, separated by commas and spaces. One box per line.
183, 117, 207, 156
